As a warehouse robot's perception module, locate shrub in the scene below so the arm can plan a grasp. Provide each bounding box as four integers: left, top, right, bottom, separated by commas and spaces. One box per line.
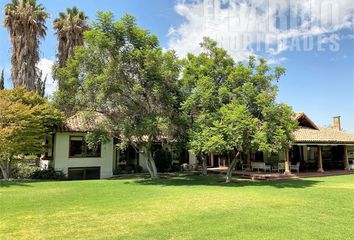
125, 165, 134, 173
171, 163, 180, 172
113, 164, 143, 175
11, 162, 39, 179
113, 166, 123, 175
31, 168, 66, 180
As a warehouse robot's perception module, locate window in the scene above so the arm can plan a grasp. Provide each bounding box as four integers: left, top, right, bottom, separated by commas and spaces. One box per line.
44, 135, 54, 160
69, 136, 101, 158
68, 167, 100, 180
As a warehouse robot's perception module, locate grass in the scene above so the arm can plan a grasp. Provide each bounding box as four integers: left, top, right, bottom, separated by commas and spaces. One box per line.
1, 174, 353, 240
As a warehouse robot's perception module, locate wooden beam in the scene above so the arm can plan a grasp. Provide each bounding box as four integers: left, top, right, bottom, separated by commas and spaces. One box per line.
318, 146, 324, 172
284, 150, 290, 175
343, 145, 349, 170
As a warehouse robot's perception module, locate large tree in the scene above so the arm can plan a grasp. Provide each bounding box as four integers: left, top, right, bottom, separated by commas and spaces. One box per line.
182, 39, 298, 182
0, 88, 63, 179
54, 13, 181, 178
4, 0, 49, 91
181, 37, 235, 175
53, 6, 89, 89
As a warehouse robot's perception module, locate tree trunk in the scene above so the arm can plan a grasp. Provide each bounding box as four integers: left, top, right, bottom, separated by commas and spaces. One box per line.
0, 158, 11, 180
226, 151, 240, 183
146, 148, 159, 179
201, 154, 207, 176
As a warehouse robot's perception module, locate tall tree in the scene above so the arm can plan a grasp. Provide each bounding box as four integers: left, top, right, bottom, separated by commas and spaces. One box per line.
4, 0, 49, 91
182, 39, 298, 182
0, 88, 63, 179
181, 37, 235, 175
54, 13, 182, 178
35, 70, 46, 97
0, 69, 4, 90
53, 7, 89, 68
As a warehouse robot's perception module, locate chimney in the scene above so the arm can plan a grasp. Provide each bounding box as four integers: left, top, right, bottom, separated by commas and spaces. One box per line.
332, 116, 341, 131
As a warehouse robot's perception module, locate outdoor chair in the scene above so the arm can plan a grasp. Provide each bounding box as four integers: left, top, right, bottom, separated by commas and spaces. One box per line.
251, 162, 271, 172
241, 163, 250, 171
290, 162, 300, 173
277, 163, 285, 172
271, 165, 278, 172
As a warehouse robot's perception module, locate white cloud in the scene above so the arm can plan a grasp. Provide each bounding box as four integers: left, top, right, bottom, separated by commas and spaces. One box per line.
37, 58, 57, 98
168, 0, 354, 61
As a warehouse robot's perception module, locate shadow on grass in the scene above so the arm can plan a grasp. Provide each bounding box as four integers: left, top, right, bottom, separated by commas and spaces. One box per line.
0, 180, 34, 188
134, 174, 322, 189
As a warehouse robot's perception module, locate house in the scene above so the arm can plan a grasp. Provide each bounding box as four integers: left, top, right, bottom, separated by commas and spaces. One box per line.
42, 111, 193, 179
42, 111, 354, 179
207, 113, 354, 173
290, 113, 354, 172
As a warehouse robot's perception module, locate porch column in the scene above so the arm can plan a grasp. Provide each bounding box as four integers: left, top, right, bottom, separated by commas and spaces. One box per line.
343, 145, 349, 170
317, 146, 324, 172
210, 153, 214, 167
303, 145, 308, 161
284, 149, 290, 175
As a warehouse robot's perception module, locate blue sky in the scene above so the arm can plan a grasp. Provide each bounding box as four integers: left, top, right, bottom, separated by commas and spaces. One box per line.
0, 0, 353, 132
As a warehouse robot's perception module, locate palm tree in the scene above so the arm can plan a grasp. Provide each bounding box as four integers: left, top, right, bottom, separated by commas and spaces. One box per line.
4, 0, 49, 91
0, 69, 4, 90
53, 7, 89, 68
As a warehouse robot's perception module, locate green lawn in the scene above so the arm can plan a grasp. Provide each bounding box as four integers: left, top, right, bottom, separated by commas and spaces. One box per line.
1, 174, 353, 240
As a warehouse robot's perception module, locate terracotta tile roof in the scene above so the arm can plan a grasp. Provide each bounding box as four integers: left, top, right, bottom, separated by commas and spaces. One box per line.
58, 111, 112, 132
58, 111, 354, 145
293, 126, 354, 144
294, 112, 319, 130
58, 111, 171, 141
294, 112, 303, 119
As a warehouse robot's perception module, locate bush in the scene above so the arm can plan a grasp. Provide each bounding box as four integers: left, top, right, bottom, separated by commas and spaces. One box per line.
171, 163, 180, 172
125, 164, 134, 173
113, 164, 143, 175
31, 168, 66, 180
113, 166, 124, 175
11, 162, 39, 179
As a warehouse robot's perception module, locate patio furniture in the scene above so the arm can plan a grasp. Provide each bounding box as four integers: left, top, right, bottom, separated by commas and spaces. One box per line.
242, 164, 252, 171
251, 162, 271, 172
271, 165, 278, 172
290, 162, 300, 173
277, 163, 285, 172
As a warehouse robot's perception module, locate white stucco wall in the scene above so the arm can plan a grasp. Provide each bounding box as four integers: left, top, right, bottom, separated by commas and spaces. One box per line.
347, 146, 354, 152
53, 132, 114, 178
189, 151, 197, 165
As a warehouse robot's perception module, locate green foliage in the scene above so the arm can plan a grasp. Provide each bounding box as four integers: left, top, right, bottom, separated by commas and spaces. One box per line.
51, 57, 81, 115
182, 38, 298, 159
35, 70, 46, 97
113, 164, 143, 175
11, 162, 39, 179
53, 12, 182, 178
31, 167, 66, 180
0, 88, 63, 179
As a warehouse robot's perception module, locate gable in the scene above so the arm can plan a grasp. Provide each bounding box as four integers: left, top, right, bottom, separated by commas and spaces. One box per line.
295, 112, 319, 130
